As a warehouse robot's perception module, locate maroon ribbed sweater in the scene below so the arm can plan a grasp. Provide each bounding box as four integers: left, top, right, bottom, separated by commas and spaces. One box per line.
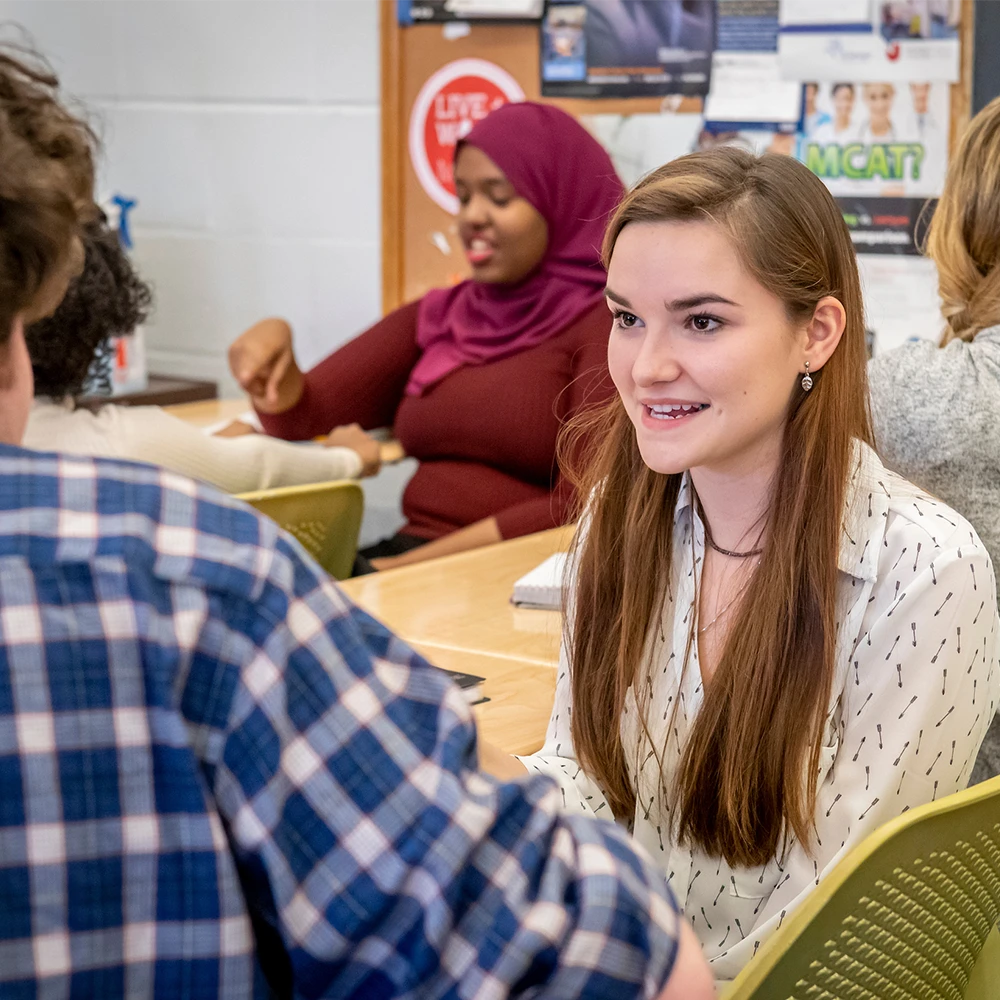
257, 298, 615, 540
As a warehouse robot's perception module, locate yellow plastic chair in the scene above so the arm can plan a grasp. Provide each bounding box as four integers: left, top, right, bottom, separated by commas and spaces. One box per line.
723, 774, 1000, 1000
236, 479, 363, 581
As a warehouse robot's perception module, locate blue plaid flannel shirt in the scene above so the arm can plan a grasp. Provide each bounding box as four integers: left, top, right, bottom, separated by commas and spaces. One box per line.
0, 446, 681, 998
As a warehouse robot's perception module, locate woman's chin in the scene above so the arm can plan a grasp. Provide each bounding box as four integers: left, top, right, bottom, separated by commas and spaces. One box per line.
635, 444, 691, 477
469, 261, 508, 284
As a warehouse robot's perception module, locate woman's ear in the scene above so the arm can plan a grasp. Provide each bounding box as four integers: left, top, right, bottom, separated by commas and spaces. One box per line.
803, 295, 846, 373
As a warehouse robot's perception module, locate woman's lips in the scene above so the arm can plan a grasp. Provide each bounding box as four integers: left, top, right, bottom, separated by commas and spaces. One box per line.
465, 238, 495, 266
640, 402, 709, 430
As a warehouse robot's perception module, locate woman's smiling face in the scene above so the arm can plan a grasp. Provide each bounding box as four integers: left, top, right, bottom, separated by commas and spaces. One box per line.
454, 144, 548, 285
606, 219, 808, 480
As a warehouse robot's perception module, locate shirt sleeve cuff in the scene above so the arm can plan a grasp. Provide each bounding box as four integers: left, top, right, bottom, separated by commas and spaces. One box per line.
329, 447, 364, 480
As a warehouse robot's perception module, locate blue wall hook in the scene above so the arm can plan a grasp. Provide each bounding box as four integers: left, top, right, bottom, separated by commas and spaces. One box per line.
110, 194, 137, 249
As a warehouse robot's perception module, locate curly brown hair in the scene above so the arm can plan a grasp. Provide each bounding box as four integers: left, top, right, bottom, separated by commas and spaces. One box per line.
26, 218, 153, 397
0, 44, 97, 346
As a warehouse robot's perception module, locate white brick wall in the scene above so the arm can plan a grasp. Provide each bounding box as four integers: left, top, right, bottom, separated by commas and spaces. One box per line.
0, 0, 382, 394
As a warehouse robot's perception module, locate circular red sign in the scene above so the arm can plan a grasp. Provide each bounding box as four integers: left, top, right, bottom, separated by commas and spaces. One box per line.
409, 59, 525, 214
424, 76, 508, 198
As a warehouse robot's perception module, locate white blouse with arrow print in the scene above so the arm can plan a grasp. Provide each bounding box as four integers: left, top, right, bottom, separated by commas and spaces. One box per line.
517, 443, 1000, 983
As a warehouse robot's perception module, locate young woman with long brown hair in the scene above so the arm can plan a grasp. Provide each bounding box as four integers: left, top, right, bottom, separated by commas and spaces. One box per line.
480, 146, 999, 982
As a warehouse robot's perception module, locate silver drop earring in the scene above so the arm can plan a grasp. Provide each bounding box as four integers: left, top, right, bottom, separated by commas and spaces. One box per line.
801, 360, 813, 392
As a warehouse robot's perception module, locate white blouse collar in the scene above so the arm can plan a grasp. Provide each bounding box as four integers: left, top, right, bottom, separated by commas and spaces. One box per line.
672, 440, 887, 584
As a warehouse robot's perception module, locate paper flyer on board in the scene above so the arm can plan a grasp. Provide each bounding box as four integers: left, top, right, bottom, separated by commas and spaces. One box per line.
722, 92, 947, 346
541, 0, 714, 98
797, 79, 948, 254
581, 91, 947, 350
777, 0, 960, 83
580, 112, 704, 185
398, 0, 543, 22
803, 75, 948, 346
703, 0, 803, 131
859, 255, 942, 353
591, 77, 947, 256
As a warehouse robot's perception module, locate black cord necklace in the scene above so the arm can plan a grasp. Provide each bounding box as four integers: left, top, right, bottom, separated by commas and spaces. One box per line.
701, 511, 764, 559
704, 532, 763, 559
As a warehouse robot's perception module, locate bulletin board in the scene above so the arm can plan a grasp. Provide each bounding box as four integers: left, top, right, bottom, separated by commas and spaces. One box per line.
949, 1, 976, 153
380, 1, 703, 311
380, 0, 974, 317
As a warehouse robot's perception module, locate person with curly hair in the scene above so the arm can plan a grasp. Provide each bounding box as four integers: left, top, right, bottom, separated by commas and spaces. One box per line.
23, 218, 382, 490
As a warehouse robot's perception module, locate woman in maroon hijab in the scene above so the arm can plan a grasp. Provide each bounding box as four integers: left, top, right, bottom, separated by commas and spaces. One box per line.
229, 102, 624, 570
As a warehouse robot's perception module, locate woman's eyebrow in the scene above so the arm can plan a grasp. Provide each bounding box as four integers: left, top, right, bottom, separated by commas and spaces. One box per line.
605, 290, 741, 310
667, 294, 739, 310
605, 287, 632, 308
454, 177, 510, 191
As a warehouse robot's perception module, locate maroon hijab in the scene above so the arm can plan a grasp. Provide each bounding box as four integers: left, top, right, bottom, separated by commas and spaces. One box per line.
406, 102, 624, 396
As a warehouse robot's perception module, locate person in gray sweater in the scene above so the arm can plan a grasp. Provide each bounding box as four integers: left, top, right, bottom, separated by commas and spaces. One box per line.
869, 95, 1000, 784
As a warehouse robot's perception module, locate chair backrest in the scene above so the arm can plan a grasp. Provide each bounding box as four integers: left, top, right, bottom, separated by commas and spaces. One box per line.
723, 774, 1000, 1000
236, 479, 363, 581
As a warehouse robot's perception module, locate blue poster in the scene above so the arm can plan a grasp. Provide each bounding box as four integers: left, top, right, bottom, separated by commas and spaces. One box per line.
541, 0, 715, 98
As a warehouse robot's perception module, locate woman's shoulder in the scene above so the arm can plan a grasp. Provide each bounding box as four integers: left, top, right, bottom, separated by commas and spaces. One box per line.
344, 297, 423, 346
570, 299, 612, 333
882, 471, 981, 544
842, 456, 994, 646
869, 330, 1000, 455
848, 445, 989, 571
377, 297, 423, 333
871, 461, 989, 576
23, 398, 132, 457
868, 337, 941, 389
393, 297, 425, 319
498, 298, 609, 358
27, 397, 102, 435
869, 330, 1000, 393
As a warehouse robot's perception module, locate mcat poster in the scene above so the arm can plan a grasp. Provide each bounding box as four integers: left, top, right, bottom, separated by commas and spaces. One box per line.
541, 0, 714, 98
798, 79, 948, 254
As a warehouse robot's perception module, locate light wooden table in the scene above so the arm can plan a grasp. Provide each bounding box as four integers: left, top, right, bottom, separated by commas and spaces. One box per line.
340, 527, 573, 754
340, 526, 570, 665
164, 399, 406, 463
167, 399, 567, 753
408, 644, 558, 756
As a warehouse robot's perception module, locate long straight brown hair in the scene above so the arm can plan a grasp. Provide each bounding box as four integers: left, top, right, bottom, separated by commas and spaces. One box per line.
563, 147, 874, 867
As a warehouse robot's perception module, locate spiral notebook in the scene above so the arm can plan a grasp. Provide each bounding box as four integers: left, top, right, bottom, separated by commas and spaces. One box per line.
510, 552, 568, 610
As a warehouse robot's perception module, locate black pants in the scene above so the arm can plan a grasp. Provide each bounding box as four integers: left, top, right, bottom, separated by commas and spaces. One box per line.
352, 532, 428, 576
